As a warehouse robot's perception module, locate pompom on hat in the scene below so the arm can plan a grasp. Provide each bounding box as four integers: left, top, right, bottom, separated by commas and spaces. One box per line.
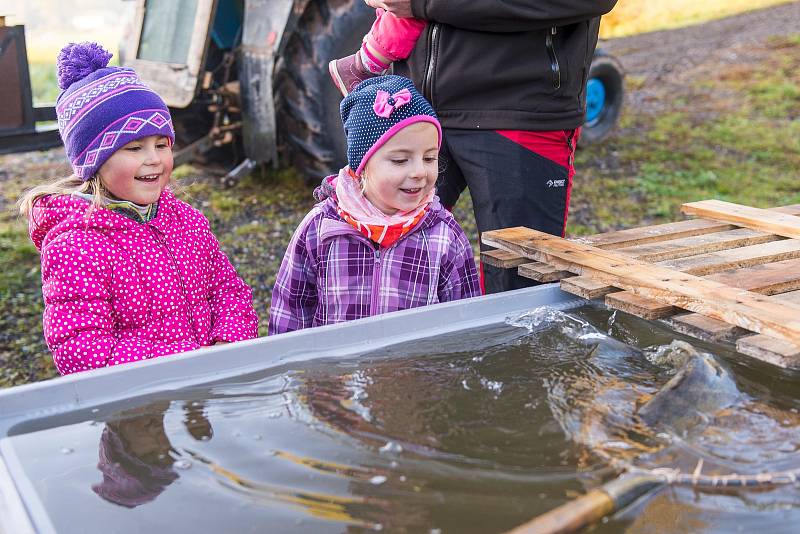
55, 42, 174, 181
340, 75, 441, 175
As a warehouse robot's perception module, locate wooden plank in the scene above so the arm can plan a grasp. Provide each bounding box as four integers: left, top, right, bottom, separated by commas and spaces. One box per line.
583, 218, 735, 249
736, 291, 800, 368
492, 204, 800, 271
668, 313, 748, 343
536, 229, 780, 290
682, 200, 800, 239
553, 205, 800, 293
517, 262, 574, 283
494, 204, 800, 267
481, 249, 530, 269
665, 276, 800, 343
614, 228, 779, 263
606, 258, 800, 322
707, 257, 800, 295
662, 238, 800, 276
481, 227, 800, 346
736, 335, 800, 369
605, 292, 677, 320
569, 239, 800, 315
767, 290, 800, 304
670, 291, 800, 350
560, 277, 621, 300
493, 219, 736, 272
514, 220, 746, 280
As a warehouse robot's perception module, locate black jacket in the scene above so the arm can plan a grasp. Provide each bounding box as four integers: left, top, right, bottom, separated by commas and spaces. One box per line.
395, 0, 618, 131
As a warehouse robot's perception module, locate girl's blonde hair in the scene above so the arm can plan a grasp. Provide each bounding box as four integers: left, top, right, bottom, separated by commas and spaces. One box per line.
18, 173, 182, 220
18, 175, 105, 218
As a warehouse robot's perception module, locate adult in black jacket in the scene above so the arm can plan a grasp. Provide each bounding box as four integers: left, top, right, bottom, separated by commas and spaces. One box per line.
366, 0, 619, 293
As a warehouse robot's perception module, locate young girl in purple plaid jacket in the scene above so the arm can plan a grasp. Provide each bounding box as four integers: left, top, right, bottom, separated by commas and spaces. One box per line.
269, 76, 480, 335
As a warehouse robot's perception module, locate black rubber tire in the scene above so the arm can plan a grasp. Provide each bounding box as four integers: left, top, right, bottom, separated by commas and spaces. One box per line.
580, 50, 625, 146
274, 0, 374, 183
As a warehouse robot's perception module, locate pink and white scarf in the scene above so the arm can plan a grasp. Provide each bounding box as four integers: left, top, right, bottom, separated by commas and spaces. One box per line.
335, 167, 434, 248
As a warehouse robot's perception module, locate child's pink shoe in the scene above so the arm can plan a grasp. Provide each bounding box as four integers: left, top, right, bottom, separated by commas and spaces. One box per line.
328, 53, 379, 97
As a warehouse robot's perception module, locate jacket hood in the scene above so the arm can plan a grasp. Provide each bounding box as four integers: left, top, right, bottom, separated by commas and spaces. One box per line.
29, 189, 177, 252
313, 174, 337, 203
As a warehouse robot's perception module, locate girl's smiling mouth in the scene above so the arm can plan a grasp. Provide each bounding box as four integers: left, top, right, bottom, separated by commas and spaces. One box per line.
135, 173, 161, 183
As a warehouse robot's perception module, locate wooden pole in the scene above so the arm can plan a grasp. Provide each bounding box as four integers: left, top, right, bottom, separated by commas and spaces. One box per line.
506, 475, 666, 534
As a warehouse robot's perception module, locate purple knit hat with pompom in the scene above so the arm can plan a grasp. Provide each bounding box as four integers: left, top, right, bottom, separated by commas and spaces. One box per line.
55, 42, 174, 180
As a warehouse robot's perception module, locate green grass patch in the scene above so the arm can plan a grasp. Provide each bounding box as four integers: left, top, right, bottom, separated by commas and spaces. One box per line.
0, 222, 54, 387
28, 62, 59, 104
0, 223, 40, 293
571, 37, 800, 234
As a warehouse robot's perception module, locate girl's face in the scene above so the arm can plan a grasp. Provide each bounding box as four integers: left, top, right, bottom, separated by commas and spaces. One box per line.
97, 135, 173, 205
362, 121, 439, 215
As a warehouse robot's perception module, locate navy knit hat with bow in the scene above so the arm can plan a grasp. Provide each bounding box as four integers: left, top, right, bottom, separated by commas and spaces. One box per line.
340, 75, 441, 175
55, 42, 174, 181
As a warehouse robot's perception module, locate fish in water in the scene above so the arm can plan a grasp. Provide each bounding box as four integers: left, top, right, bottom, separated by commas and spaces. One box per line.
542, 314, 799, 469
637, 341, 742, 436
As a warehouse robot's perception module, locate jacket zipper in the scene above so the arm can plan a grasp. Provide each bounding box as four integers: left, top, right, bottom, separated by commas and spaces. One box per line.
422, 23, 440, 103
546, 26, 561, 90
148, 225, 199, 343
370, 248, 382, 315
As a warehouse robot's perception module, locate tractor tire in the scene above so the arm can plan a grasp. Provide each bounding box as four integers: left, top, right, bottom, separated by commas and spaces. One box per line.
580, 50, 625, 145
274, 0, 374, 183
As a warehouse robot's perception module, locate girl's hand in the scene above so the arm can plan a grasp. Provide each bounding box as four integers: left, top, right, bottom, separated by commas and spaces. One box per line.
364, 0, 414, 19
213, 341, 230, 346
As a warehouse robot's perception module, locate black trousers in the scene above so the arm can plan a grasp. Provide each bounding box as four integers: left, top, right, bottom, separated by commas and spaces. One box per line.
437, 129, 573, 294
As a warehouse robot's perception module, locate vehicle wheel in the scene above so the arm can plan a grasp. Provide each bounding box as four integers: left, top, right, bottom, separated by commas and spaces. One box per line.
580, 50, 624, 145
274, 0, 374, 183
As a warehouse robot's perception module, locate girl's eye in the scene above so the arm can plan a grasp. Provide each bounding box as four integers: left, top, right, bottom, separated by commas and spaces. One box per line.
424, 157, 437, 163
391, 159, 408, 165
125, 146, 142, 152
157, 143, 170, 149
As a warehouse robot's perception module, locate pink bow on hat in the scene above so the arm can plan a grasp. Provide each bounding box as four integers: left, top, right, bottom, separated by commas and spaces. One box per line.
373, 88, 412, 118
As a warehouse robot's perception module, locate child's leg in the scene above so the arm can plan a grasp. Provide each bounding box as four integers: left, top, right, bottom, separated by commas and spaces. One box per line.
329, 9, 426, 97
363, 9, 426, 68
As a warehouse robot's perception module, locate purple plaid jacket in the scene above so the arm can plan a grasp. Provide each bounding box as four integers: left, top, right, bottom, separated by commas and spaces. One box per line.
268, 187, 480, 335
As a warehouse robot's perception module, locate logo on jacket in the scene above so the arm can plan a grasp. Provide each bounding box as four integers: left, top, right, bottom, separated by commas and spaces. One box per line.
546, 179, 566, 188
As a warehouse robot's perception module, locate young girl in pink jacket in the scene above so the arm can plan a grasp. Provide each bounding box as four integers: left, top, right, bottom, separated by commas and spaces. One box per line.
19, 42, 259, 375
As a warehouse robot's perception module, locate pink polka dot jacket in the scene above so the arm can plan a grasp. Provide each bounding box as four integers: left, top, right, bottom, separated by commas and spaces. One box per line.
29, 189, 259, 375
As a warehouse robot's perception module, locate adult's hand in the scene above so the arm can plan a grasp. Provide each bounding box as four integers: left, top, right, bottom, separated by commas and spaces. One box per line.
364, 0, 414, 19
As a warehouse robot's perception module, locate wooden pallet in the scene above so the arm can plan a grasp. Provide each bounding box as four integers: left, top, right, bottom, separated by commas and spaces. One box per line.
481, 200, 800, 369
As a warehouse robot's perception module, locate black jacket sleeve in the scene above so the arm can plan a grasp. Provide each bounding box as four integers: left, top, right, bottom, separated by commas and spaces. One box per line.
411, 0, 618, 32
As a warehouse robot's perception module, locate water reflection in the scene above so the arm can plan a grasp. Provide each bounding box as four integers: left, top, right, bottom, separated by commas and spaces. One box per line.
92, 401, 213, 508
292, 327, 605, 532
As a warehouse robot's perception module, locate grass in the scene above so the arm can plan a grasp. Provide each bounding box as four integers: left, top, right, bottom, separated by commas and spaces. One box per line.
0, 221, 55, 387
28, 62, 60, 104
568, 34, 800, 236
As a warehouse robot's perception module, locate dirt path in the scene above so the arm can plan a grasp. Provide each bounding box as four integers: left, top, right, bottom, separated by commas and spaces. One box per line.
603, 1, 800, 113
